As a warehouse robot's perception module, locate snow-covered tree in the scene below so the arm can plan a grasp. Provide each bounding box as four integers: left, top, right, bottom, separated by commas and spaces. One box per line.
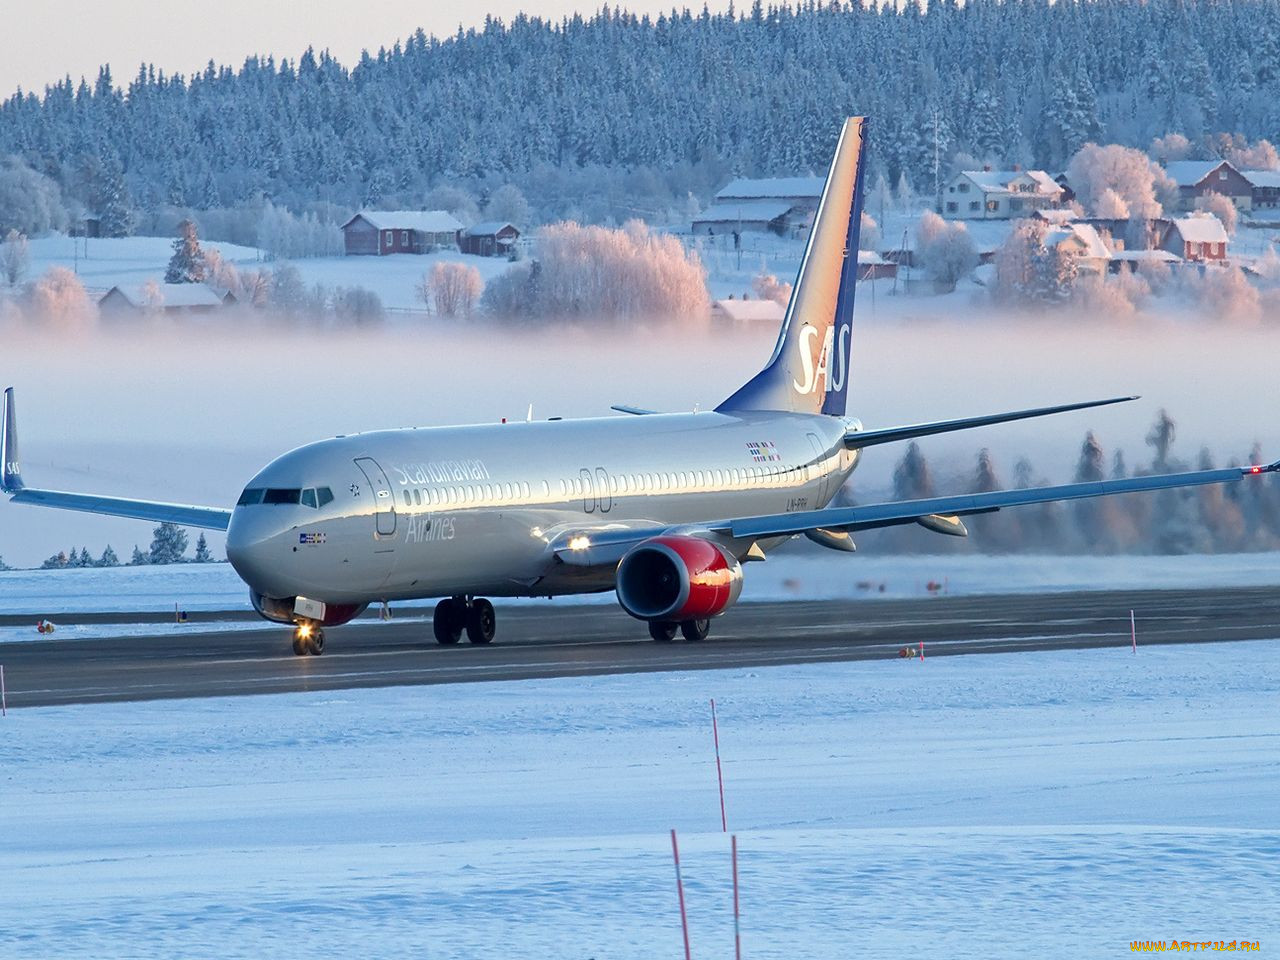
98, 545, 119, 567
0, 158, 67, 236
893, 442, 934, 501
193, 533, 213, 563
148, 522, 188, 564
1066, 144, 1168, 219
916, 210, 977, 288
1, 229, 29, 286
164, 219, 206, 284
751, 273, 792, 305
859, 212, 881, 252
1193, 193, 1237, 235
483, 184, 531, 227
129, 544, 148, 565
1093, 188, 1130, 220
334, 286, 385, 324
424, 263, 484, 318
27, 267, 95, 329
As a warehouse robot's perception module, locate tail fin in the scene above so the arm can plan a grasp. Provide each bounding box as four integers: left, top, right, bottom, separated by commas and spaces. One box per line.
717, 116, 868, 417
2, 387, 21, 492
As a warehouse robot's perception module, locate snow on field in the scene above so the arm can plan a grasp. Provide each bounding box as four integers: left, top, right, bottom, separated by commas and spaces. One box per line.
2, 551, 1277, 636
3, 641, 1277, 957
25, 233, 519, 311
26, 234, 264, 295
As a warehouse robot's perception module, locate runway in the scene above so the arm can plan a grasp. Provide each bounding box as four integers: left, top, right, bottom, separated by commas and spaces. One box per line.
2, 586, 1277, 708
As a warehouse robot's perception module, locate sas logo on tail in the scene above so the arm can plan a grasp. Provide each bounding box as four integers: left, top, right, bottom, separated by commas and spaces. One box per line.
793, 322, 851, 396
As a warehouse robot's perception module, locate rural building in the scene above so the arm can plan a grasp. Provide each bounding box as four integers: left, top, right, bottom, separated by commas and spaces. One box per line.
1157, 215, 1229, 263
1161, 160, 1253, 212
857, 250, 897, 280
943, 168, 1063, 219
693, 200, 793, 235
341, 210, 464, 255
710, 297, 785, 324
458, 221, 520, 257
715, 176, 824, 214
99, 283, 231, 317
1242, 169, 1280, 210
1044, 223, 1112, 275
1107, 249, 1180, 275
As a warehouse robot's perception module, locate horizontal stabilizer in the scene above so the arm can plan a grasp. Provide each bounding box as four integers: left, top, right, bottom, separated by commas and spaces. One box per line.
845, 396, 1138, 450
610, 405, 659, 416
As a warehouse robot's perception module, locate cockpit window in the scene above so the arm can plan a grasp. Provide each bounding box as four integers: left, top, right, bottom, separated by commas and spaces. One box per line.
239, 486, 332, 507
317, 487, 334, 507
237, 488, 265, 506
301, 488, 317, 508
262, 488, 302, 505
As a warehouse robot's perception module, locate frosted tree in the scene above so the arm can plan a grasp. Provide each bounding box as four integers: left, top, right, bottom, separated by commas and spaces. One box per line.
193, 533, 213, 563
140, 279, 165, 317
751, 273, 792, 305
98, 545, 119, 567
148, 522, 189, 564
484, 184, 531, 227
1, 229, 29, 286
165, 219, 207, 284
892, 442, 934, 501
0, 554, 9, 571
916, 210, 977, 288
859, 213, 881, 252
1093, 188, 1130, 220
129, 545, 148, 565
28, 267, 95, 329
894, 172, 915, 213
77, 547, 92, 567
1224, 139, 1280, 171
1149, 133, 1192, 162
425, 263, 484, 318
0, 158, 67, 235
1065, 144, 1168, 219
1193, 193, 1237, 235
334, 286, 385, 324
1145, 409, 1177, 472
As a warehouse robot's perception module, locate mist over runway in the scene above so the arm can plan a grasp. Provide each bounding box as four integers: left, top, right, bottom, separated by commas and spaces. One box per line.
4, 586, 1278, 708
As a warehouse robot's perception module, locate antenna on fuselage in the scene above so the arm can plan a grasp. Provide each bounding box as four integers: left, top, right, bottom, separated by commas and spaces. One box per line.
526, 404, 534, 422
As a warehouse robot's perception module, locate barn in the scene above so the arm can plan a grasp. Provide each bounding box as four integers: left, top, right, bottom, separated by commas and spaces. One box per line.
459, 221, 520, 257
99, 283, 230, 317
1158, 215, 1229, 263
1162, 160, 1253, 212
692, 201, 793, 236
341, 210, 465, 256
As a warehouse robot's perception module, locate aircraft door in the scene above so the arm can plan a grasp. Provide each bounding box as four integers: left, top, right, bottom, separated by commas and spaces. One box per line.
354, 457, 397, 537
806, 433, 831, 506
595, 467, 613, 513
580, 468, 595, 513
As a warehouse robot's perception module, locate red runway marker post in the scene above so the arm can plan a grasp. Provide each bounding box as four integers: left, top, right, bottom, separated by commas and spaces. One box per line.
671, 829, 692, 960
1130, 609, 1137, 654
1, 664, 6, 717
711, 698, 727, 832
919, 641, 924, 662
731, 834, 742, 960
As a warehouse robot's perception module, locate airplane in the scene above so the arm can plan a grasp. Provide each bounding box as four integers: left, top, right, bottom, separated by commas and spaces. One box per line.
3, 116, 1277, 656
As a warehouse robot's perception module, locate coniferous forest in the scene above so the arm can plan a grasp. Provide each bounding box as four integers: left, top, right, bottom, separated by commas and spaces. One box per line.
1, 0, 1278, 231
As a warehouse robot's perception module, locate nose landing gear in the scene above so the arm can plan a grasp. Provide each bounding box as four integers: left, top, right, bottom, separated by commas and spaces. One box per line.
291, 623, 325, 656
434, 596, 496, 645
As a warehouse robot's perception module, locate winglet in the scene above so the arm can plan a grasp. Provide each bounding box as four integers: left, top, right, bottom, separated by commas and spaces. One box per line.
1, 387, 22, 492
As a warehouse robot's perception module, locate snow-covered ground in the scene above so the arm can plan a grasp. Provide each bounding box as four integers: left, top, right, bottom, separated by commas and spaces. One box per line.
25, 234, 518, 311
4, 641, 1277, 957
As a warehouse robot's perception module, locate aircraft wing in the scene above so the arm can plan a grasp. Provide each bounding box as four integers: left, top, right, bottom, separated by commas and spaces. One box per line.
845, 396, 1138, 450
553, 461, 1279, 567
2, 387, 232, 531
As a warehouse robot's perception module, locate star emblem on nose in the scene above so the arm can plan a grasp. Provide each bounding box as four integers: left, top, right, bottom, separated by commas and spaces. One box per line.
350, 483, 361, 496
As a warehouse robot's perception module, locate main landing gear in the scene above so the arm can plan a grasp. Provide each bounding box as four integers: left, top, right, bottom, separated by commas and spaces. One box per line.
648, 619, 711, 642
433, 596, 496, 645
292, 623, 325, 656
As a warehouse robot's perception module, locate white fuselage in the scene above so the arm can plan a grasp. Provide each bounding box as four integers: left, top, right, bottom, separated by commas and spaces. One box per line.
225, 410, 861, 607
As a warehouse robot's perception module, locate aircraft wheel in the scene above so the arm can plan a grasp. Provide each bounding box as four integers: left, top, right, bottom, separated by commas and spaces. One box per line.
433, 599, 463, 645
308, 629, 325, 656
681, 619, 711, 642
292, 634, 307, 656
466, 598, 496, 644
649, 621, 679, 642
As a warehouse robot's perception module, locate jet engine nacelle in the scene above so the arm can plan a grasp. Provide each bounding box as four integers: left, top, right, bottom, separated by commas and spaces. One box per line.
615, 535, 743, 622
250, 591, 367, 627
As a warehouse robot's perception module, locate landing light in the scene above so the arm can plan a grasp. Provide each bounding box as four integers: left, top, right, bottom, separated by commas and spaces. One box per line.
297, 623, 313, 639
568, 535, 591, 551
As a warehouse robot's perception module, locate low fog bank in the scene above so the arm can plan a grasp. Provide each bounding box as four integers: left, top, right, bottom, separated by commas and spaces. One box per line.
2, 318, 1277, 567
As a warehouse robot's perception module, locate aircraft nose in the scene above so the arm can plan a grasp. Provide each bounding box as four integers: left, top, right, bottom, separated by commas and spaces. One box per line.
225, 508, 284, 594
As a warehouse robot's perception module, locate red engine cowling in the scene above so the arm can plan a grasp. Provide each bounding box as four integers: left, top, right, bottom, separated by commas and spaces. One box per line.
615, 536, 744, 622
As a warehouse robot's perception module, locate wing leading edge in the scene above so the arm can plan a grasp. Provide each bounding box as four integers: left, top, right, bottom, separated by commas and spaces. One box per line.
2, 387, 232, 531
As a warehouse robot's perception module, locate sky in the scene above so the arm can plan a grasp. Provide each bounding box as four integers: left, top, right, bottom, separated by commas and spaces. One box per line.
0, 0, 736, 97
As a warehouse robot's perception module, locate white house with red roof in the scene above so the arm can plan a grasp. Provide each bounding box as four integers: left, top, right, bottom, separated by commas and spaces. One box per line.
943, 167, 1064, 220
